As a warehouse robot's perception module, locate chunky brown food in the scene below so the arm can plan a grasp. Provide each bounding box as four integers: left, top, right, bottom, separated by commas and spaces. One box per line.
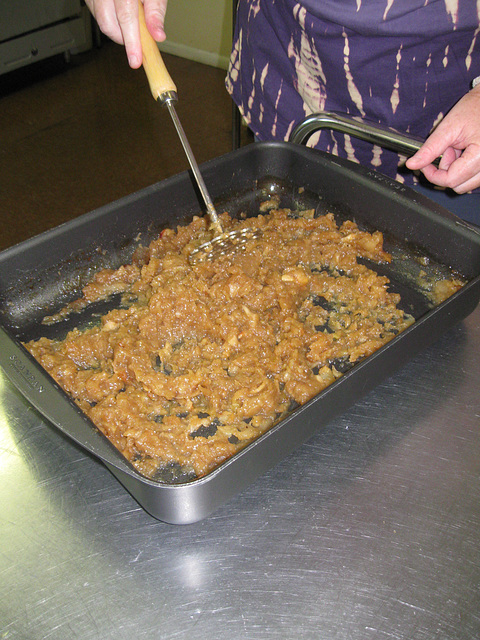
24, 207, 460, 481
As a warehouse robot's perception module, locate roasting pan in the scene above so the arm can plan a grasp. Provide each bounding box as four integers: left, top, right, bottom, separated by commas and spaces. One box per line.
1, 141, 479, 524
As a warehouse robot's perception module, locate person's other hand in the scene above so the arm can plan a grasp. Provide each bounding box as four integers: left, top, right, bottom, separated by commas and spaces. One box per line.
85, 0, 168, 68
406, 85, 480, 193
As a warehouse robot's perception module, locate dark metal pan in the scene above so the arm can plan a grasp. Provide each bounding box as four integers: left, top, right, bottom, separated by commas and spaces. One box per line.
0, 141, 479, 524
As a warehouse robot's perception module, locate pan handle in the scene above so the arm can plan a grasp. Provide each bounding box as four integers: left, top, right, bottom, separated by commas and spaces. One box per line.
290, 111, 427, 158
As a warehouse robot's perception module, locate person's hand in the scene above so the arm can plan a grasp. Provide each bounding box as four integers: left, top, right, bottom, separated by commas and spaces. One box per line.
406, 85, 480, 194
85, 0, 168, 68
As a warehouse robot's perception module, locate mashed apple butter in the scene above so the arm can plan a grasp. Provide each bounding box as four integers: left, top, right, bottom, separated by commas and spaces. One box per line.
24, 207, 461, 481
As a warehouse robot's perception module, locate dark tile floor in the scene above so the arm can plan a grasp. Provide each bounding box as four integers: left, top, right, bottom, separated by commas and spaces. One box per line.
0, 39, 250, 251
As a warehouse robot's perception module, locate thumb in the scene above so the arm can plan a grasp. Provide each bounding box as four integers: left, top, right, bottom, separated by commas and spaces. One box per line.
144, 0, 168, 42
406, 116, 459, 169
406, 146, 435, 170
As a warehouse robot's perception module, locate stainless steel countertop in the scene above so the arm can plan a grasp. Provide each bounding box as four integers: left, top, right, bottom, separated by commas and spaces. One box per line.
1, 305, 479, 640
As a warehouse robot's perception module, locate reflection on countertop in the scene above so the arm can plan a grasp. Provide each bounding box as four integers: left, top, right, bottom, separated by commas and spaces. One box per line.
1, 306, 479, 639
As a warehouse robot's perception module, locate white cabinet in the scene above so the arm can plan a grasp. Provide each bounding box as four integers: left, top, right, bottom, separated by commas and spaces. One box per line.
0, 0, 92, 74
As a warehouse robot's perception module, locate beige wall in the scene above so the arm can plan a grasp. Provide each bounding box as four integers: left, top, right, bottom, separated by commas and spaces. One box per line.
161, 0, 233, 69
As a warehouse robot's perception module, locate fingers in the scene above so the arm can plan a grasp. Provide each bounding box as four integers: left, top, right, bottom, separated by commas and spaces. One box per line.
437, 147, 461, 171
85, 0, 125, 45
407, 132, 480, 194
114, 0, 143, 68
419, 145, 480, 194
405, 87, 480, 194
85, 0, 168, 68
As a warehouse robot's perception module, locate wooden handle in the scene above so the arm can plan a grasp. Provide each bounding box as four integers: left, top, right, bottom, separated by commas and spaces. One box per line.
138, 0, 177, 101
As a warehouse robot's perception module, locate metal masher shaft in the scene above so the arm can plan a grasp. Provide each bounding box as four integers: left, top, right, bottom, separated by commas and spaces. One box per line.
164, 99, 222, 233
137, 0, 222, 234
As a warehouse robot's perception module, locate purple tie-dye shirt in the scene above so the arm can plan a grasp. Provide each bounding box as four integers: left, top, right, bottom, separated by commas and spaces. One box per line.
226, 0, 480, 184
